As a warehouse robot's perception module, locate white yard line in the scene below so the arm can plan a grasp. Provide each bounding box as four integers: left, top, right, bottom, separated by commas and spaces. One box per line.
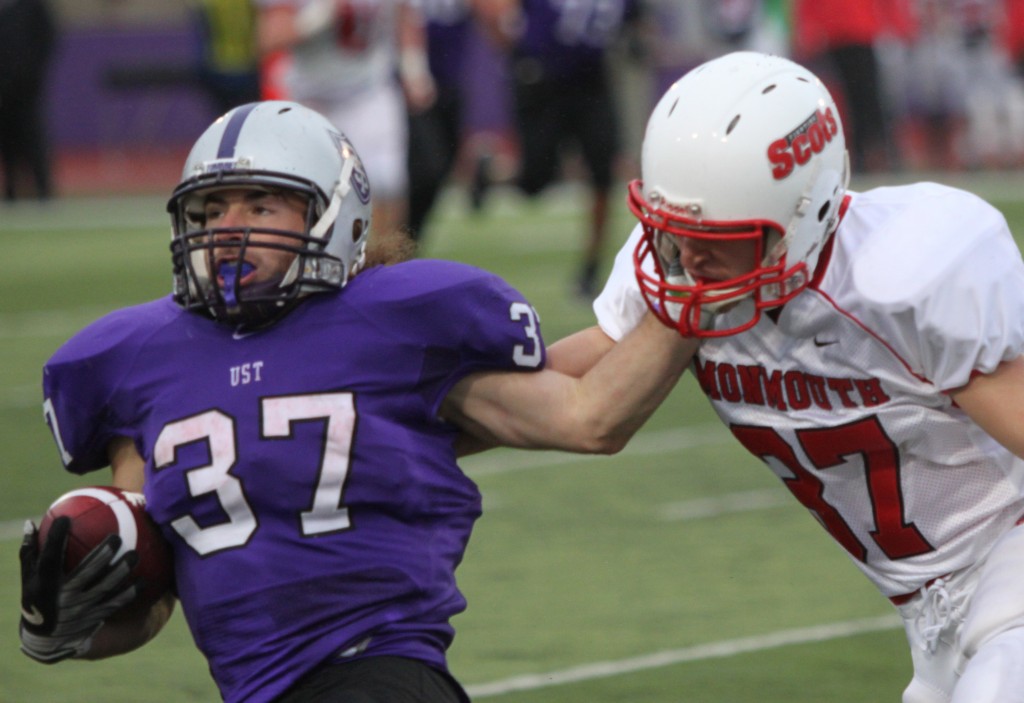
1, 519, 26, 540
461, 424, 732, 478
2, 385, 41, 410
0, 195, 167, 233
658, 489, 791, 521
465, 614, 902, 698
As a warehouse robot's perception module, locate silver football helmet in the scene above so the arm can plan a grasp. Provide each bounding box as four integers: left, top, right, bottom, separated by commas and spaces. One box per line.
168, 101, 372, 327
629, 52, 849, 337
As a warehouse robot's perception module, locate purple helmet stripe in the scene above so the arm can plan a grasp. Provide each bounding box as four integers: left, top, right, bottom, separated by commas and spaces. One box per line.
216, 103, 260, 159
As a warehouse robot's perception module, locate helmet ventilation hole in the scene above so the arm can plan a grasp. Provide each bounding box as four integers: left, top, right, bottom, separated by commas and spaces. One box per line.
726, 114, 741, 135
817, 201, 831, 221
278, 106, 292, 115
668, 97, 680, 117
762, 84, 776, 94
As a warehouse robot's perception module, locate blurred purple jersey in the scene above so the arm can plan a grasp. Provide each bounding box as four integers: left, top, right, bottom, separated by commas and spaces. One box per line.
516, 0, 634, 79
419, 0, 472, 87
42, 259, 545, 703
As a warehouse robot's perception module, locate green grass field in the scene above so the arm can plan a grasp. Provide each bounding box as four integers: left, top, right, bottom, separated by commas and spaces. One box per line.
2, 173, 1022, 702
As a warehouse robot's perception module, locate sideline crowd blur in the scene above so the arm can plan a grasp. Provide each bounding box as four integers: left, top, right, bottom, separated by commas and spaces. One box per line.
633, 0, 1024, 174
0, 0, 57, 201
5, 0, 1024, 202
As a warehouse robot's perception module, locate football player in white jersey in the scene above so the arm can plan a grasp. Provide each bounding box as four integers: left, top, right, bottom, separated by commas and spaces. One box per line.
256, 0, 436, 248
549, 52, 1024, 703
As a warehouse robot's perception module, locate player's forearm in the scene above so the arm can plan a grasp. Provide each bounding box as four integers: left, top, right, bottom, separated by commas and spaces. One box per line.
451, 328, 614, 457
951, 355, 1024, 460
546, 326, 617, 378
447, 314, 695, 454
565, 314, 696, 452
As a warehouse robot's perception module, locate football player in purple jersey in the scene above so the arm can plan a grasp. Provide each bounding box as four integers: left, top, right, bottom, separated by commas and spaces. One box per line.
19, 101, 697, 703
405, 0, 474, 242
475, 0, 639, 299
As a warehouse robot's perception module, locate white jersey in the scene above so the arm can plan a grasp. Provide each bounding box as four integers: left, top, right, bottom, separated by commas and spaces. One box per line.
596, 182, 1024, 598
260, 0, 400, 103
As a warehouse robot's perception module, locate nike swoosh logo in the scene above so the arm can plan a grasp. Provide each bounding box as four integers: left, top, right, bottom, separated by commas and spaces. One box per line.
232, 330, 255, 340
813, 338, 838, 347
21, 605, 44, 626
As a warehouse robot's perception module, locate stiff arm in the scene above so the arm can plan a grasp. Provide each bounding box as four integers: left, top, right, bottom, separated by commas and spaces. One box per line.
442, 313, 695, 454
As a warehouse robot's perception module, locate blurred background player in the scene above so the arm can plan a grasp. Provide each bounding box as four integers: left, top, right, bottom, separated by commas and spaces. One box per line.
637, 0, 788, 98
190, 0, 262, 114
790, 0, 899, 173
0, 0, 57, 201
914, 0, 1024, 171
405, 0, 474, 242
475, 0, 639, 299
256, 0, 435, 247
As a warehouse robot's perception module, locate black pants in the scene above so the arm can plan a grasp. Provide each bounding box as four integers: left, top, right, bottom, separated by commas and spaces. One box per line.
277, 656, 470, 703
511, 63, 619, 196
827, 43, 891, 172
406, 84, 463, 240
0, 77, 52, 200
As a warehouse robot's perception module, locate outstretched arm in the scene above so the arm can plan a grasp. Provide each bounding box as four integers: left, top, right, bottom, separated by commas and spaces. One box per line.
452, 325, 618, 457
442, 313, 696, 454
545, 325, 617, 378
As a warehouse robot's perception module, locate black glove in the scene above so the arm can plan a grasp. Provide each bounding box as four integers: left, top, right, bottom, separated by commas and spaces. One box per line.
19, 517, 140, 664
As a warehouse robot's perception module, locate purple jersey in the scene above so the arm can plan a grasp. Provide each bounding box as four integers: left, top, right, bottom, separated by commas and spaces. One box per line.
417, 0, 472, 87
516, 0, 633, 79
42, 260, 545, 703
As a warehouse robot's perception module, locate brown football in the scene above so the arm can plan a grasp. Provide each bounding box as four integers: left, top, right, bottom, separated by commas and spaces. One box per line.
38, 486, 173, 618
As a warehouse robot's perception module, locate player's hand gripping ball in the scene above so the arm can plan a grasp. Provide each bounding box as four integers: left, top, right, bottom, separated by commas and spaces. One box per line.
38, 486, 173, 618
20, 487, 174, 663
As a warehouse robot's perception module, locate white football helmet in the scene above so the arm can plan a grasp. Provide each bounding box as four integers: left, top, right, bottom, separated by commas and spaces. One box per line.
629, 52, 849, 337
168, 101, 372, 327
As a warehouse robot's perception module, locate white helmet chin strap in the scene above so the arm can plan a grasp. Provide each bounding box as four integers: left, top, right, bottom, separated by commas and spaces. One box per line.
280, 156, 356, 288
310, 156, 354, 240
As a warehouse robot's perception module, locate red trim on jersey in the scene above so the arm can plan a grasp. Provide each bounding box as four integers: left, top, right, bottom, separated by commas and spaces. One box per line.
944, 369, 988, 406
806, 194, 930, 385
767, 196, 852, 326
808, 194, 850, 290
809, 286, 930, 385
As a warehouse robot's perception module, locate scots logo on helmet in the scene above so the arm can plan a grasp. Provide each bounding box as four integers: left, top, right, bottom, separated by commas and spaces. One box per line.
766, 107, 839, 180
